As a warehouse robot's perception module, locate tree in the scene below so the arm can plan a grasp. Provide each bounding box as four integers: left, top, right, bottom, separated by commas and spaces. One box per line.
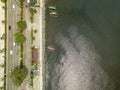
29, 8, 37, 23
0, 86, 4, 90
1, 77, 4, 81
1, 20, 5, 24
14, 32, 26, 43
2, 6, 5, 9
17, 20, 27, 32
1, 0, 6, 3
34, 29, 37, 33
10, 66, 28, 86
0, 64, 4, 68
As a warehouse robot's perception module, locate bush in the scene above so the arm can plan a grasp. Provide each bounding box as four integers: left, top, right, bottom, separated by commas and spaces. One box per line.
2, 6, 5, 9
30, 16, 33, 23
0, 86, 4, 90
29, 74, 34, 87
31, 28, 35, 44
0, 64, 4, 67
29, 8, 37, 23
2, 20, 4, 23
17, 20, 27, 31
34, 29, 37, 33
34, 0, 37, 4
14, 32, 26, 43
10, 66, 28, 86
1, 0, 6, 3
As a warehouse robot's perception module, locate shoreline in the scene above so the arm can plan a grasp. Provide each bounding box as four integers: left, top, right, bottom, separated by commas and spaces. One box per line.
39, 0, 46, 89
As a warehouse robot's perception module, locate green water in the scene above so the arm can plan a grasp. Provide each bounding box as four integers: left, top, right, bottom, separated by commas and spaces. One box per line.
45, 0, 120, 89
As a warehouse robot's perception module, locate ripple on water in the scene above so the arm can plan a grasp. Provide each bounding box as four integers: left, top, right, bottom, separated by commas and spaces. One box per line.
46, 25, 115, 90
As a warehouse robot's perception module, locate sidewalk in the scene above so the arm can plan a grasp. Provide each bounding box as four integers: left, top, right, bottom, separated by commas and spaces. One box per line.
21, 0, 45, 89
30, 0, 45, 90
0, 2, 5, 88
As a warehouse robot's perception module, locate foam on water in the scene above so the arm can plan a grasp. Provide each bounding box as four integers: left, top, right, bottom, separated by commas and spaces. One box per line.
46, 25, 115, 90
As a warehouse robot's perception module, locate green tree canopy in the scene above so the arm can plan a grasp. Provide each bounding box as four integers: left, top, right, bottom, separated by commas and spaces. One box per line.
10, 66, 28, 86
14, 32, 26, 43
17, 20, 27, 31
29, 8, 37, 23
1, 0, 6, 3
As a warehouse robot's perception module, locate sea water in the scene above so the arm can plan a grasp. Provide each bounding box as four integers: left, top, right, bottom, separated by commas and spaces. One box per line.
45, 0, 120, 90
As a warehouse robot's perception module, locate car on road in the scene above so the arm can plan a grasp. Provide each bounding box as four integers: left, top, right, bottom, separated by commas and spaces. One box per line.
13, 42, 16, 46
13, 4, 15, 9
9, 26, 11, 30
10, 50, 13, 55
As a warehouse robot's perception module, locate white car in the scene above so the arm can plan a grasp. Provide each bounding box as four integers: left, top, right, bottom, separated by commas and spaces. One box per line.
13, 42, 16, 46
13, 4, 15, 9
10, 50, 13, 55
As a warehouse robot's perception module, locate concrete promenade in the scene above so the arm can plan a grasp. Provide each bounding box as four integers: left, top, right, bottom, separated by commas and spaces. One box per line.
39, 0, 45, 89
24, 0, 46, 89
33, 0, 46, 89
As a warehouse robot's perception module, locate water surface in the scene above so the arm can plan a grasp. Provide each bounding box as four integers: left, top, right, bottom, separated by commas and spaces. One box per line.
45, 0, 120, 90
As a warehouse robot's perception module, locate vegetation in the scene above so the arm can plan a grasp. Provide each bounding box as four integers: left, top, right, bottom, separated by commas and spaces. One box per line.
0, 48, 5, 53
28, 0, 37, 6
31, 27, 35, 44
28, 2, 35, 6
0, 64, 4, 68
19, 0, 24, 19
1, 77, 4, 81
0, 33, 5, 40
17, 20, 27, 32
0, 86, 4, 90
34, 29, 37, 33
10, 66, 28, 86
14, 32, 26, 43
0, 0, 6, 3
34, 0, 37, 4
29, 8, 37, 23
29, 73, 34, 87
1, 20, 4, 23
2, 6, 5, 9
20, 44, 23, 68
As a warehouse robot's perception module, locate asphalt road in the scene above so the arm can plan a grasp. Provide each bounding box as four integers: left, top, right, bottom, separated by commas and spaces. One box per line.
6, 0, 21, 90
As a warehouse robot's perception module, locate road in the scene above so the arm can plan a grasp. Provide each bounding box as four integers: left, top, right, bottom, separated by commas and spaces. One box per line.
6, 0, 45, 90
6, 0, 21, 90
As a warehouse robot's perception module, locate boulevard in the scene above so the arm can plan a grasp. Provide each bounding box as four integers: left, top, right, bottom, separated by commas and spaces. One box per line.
6, 0, 45, 90
6, 0, 21, 90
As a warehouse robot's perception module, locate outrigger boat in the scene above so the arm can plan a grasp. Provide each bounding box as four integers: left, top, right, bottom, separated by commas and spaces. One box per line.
48, 6, 56, 10
49, 11, 57, 15
47, 45, 55, 51
49, 11, 58, 17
